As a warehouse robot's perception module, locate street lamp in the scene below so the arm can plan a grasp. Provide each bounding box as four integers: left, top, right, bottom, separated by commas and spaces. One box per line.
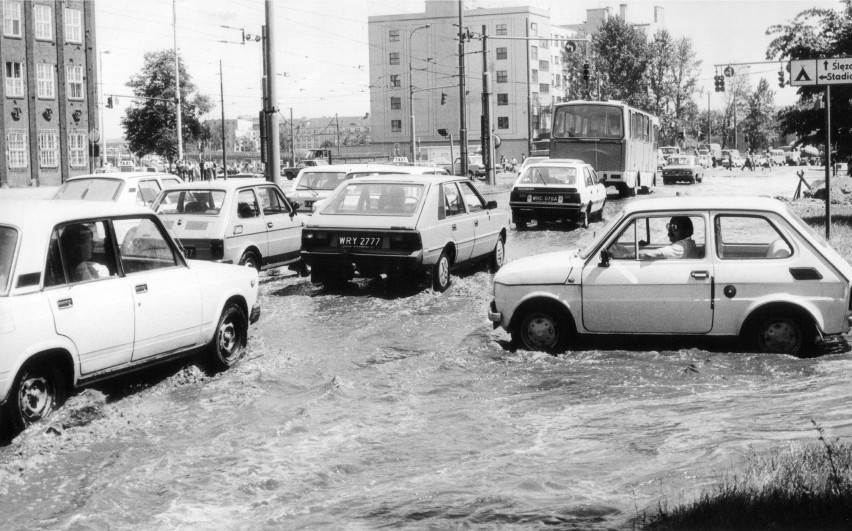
409, 24, 430, 162
99, 50, 110, 167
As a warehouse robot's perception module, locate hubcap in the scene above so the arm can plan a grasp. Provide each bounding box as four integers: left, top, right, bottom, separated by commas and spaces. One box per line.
218, 319, 238, 360
523, 314, 557, 350
762, 319, 799, 352
438, 257, 449, 287
18, 375, 52, 423
495, 241, 504, 266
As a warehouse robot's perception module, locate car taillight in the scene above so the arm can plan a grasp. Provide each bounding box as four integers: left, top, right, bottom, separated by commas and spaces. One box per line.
211, 239, 224, 259
388, 231, 422, 252
302, 230, 330, 250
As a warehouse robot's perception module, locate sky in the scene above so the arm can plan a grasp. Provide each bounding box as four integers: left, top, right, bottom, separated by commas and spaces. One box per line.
95, 0, 845, 142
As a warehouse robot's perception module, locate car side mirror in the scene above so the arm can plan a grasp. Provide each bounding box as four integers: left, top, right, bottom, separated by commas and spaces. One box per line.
486, 200, 498, 210
290, 201, 300, 211
598, 249, 610, 267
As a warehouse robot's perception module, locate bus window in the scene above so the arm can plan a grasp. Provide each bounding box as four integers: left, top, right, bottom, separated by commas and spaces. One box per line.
552, 103, 624, 140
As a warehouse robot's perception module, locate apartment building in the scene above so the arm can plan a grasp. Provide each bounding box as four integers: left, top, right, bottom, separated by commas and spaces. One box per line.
1, 0, 99, 187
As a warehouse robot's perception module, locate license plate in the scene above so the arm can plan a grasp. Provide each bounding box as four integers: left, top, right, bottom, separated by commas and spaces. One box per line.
528, 195, 561, 203
183, 247, 195, 258
338, 235, 383, 248
304, 201, 313, 208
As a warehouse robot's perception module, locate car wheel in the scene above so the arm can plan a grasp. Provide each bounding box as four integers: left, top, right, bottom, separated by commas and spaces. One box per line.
6, 362, 67, 430
513, 305, 570, 353
513, 210, 528, 230
239, 250, 261, 271
489, 237, 505, 273
208, 304, 248, 370
578, 205, 590, 228
754, 312, 813, 356
432, 250, 452, 292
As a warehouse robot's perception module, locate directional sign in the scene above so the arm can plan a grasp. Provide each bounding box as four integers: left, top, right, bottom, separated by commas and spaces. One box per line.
790, 57, 852, 86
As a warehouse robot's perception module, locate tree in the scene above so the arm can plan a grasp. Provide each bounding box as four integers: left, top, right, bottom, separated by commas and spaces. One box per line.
767, 1, 852, 157
741, 79, 778, 150
718, 70, 751, 148
121, 50, 212, 163
592, 17, 650, 109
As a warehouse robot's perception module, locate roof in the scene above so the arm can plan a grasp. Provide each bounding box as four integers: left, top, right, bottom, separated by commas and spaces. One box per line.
526, 159, 590, 167
160, 178, 271, 191
298, 163, 368, 173
66, 171, 172, 181
345, 174, 463, 185
622, 195, 788, 215
0, 199, 152, 233
345, 164, 445, 174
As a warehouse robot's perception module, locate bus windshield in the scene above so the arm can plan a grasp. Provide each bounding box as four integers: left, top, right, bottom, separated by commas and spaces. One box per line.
552, 104, 623, 140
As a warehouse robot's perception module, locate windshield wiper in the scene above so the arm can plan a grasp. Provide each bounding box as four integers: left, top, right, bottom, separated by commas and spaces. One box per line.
535, 170, 548, 186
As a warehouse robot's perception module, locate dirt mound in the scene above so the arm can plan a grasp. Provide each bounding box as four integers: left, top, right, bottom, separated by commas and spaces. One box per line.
803, 174, 852, 205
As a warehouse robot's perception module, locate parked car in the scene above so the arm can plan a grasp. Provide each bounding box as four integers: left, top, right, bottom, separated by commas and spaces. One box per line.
301, 174, 509, 292
488, 195, 852, 356
721, 149, 743, 169
152, 179, 304, 273
287, 164, 367, 215
769, 149, 786, 166
509, 160, 607, 229
281, 159, 329, 180
662, 155, 704, 184
442, 155, 486, 179
0, 199, 260, 434
53, 172, 183, 208
697, 151, 713, 168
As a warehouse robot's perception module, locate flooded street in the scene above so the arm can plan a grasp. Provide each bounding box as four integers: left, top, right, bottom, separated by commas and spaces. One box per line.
2, 166, 851, 530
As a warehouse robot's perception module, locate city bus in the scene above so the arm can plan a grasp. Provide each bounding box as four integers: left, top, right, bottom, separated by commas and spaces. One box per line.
550, 100, 659, 197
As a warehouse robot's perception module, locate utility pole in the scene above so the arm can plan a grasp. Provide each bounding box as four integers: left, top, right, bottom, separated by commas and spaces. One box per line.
457, 0, 468, 177
825, 85, 832, 239
408, 24, 430, 163
264, 0, 281, 185
290, 107, 295, 166
481, 24, 494, 185
335, 113, 340, 155
172, 0, 183, 161
219, 60, 227, 178
707, 92, 711, 144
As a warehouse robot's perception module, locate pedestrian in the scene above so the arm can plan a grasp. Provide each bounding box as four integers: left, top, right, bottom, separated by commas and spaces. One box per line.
521, 153, 526, 164
510, 156, 517, 172
199, 159, 207, 181
500, 155, 506, 172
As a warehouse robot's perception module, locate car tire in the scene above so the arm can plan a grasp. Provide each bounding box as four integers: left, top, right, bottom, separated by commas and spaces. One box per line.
513, 210, 528, 230
578, 206, 590, 229
597, 199, 607, 221
207, 303, 248, 370
5, 361, 67, 430
512, 304, 571, 354
239, 250, 261, 271
489, 237, 505, 273
432, 250, 452, 292
753, 312, 813, 356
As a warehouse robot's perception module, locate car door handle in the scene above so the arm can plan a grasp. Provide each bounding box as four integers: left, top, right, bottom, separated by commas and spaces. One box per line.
452, 224, 457, 230
691, 270, 709, 280
135, 284, 148, 294
57, 298, 73, 309
267, 222, 273, 228
474, 220, 479, 227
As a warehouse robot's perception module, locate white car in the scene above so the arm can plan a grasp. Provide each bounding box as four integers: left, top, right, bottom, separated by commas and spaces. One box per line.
301, 174, 509, 291
0, 199, 260, 434
287, 164, 368, 215
152, 179, 304, 272
509, 160, 607, 229
489, 196, 852, 356
53, 171, 183, 207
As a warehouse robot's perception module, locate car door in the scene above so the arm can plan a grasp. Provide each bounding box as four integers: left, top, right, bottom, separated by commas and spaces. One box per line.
113, 216, 203, 361
42, 220, 136, 375
581, 213, 714, 334
584, 167, 601, 211
256, 184, 301, 266
457, 181, 497, 259
437, 181, 475, 263
231, 188, 269, 262
135, 179, 162, 207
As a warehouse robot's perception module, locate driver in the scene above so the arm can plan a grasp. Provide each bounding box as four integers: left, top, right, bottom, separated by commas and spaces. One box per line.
638, 216, 696, 260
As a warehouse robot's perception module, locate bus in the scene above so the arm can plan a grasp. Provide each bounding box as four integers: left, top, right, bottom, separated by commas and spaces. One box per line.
550, 100, 659, 197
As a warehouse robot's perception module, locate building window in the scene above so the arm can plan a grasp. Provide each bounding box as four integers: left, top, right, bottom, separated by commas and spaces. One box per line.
3, 1, 21, 37
496, 47, 507, 60
539, 60, 549, 71
389, 52, 400, 65
390, 96, 401, 110
540, 39, 548, 48
389, 29, 399, 42
38, 130, 59, 168
391, 120, 402, 132
530, 46, 538, 60
553, 74, 560, 87
497, 93, 508, 106
496, 70, 507, 83
496, 23, 507, 36
390, 75, 401, 88
6, 130, 27, 169
67, 65, 84, 99
33, 4, 52, 41
5, 61, 23, 98
497, 117, 509, 129
64, 8, 82, 43
69, 130, 87, 167
36, 63, 54, 99
530, 22, 538, 37
539, 83, 550, 94
531, 69, 538, 83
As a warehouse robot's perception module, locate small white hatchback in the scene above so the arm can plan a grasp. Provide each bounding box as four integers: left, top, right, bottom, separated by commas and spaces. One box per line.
53, 172, 183, 207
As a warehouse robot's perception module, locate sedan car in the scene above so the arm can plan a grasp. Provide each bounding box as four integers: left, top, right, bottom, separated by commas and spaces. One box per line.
662, 155, 704, 184
53, 172, 183, 207
287, 164, 367, 215
509, 160, 607, 229
152, 179, 304, 273
0, 199, 260, 435
488, 196, 852, 356
301, 174, 509, 292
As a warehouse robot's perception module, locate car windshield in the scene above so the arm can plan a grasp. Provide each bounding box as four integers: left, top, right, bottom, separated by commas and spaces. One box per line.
518, 166, 578, 185
578, 211, 624, 259
298, 171, 347, 190
667, 156, 692, 165
54, 178, 123, 201
321, 182, 425, 216
154, 190, 227, 215
0, 226, 18, 295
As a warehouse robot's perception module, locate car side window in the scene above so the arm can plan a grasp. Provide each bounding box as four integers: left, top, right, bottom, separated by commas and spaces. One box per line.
584, 168, 594, 187
608, 215, 706, 260
258, 186, 290, 216
607, 219, 638, 260
237, 189, 260, 219
715, 215, 792, 259
458, 181, 486, 212
45, 221, 118, 286
441, 182, 465, 217
114, 218, 179, 273
136, 180, 162, 207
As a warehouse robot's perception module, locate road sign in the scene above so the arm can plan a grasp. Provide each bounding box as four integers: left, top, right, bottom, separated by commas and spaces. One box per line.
88, 129, 100, 143
564, 41, 577, 53
790, 57, 852, 86
789, 60, 817, 86
723, 66, 735, 77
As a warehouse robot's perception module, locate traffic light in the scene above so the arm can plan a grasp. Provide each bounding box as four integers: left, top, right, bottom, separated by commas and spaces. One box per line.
106, 96, 113, 108
778, 69, 785, 88
582, 63, 590, 82
440, 92, 447, 105
714, 75, 725, 92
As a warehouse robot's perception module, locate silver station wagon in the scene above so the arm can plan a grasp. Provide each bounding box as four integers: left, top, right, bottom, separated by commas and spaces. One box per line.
301, 174, 509, 291
489, 196, 852, 356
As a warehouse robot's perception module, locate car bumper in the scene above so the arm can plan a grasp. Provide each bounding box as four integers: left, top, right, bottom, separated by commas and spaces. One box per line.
250, 302, 261, 324
302, 250, 424, 276
488, 299, 502, 329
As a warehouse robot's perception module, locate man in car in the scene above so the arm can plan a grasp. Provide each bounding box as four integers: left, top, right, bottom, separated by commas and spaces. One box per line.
639, 216, 697, 260
61, 224, 110, 282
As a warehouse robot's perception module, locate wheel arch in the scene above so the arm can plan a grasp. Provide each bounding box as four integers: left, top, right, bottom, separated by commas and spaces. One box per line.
508, 295, 578, 337
1, 348, 75, 406
738, 300, 820, 341
239, 246, 263, 266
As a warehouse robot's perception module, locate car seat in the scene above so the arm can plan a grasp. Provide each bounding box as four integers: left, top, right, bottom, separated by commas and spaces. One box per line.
184, 201, 206, 214
766, 238, 791, 258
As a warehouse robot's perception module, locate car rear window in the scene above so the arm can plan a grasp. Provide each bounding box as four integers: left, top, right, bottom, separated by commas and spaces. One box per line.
298, 171, 347, 190
0, 226, 18, 295
518, 166, 578, 185
154, 190, 227, 215
54, 179, 123, 201
321, 182, 425, 216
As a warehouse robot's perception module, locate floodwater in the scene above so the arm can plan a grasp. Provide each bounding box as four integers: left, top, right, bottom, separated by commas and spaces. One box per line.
1, 166, 850, 530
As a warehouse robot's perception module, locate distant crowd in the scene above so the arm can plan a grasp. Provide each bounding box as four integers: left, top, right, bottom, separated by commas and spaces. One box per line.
172, 159, 261, 181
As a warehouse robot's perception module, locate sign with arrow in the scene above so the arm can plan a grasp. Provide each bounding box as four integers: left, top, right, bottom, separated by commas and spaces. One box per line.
790, 57, 852, 86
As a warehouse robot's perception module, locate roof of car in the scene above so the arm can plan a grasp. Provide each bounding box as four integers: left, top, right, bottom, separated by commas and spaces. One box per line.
0, 198, 153, 231
623, 195, 788, 214
525, 159, 589, 167
298, 163, 367, 172
345, 173, 464, 185
160, 178, 272, 191
345, 164, 446, 174
66, 171, 175, 181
